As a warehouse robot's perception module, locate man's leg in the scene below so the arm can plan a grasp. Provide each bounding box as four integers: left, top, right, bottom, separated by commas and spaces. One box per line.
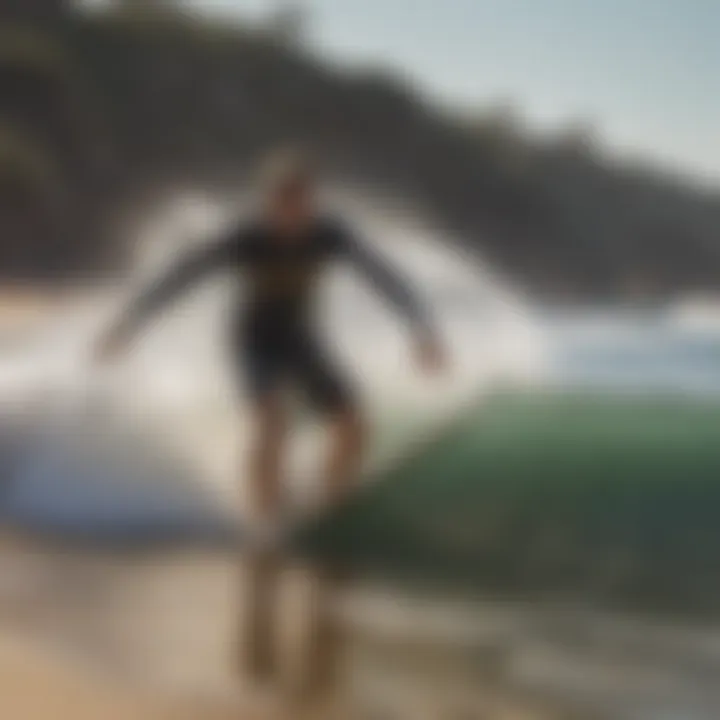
297, 336, 367, 506
248, 392, 288, 531
323, 406, 366, 506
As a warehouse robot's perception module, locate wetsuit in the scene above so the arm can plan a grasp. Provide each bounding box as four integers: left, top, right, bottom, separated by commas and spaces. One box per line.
120, 216, 432, 414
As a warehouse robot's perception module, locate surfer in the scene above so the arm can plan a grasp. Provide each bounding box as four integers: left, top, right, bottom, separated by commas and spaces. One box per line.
94, 148, 446, 543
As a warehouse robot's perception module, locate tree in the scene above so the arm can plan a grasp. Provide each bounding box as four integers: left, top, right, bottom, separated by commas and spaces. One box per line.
0, 0, 70, 23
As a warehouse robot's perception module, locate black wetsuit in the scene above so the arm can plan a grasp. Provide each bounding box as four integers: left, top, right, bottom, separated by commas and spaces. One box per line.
121, 216, 431, 413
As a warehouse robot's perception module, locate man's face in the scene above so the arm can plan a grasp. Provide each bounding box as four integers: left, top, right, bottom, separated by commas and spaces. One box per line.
270, 178, 315, 234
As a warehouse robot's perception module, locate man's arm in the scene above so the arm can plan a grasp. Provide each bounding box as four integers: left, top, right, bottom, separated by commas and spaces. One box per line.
341, 230, 430, 332
339, 225, 445, 370
96, 232, 240, 359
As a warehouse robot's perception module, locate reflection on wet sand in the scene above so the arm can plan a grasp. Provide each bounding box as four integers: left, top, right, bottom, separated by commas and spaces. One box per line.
0, 536, 358, 719
239, 550, 353, 714
299, 562, 352, 703
5, 534, 685, 719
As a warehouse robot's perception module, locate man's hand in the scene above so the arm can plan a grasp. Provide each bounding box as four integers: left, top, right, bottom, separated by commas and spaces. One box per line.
93, 323, 133, 364
414, 333, 447, 375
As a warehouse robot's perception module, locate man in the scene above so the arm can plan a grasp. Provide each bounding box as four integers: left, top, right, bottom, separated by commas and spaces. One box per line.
95, 150, 446, 544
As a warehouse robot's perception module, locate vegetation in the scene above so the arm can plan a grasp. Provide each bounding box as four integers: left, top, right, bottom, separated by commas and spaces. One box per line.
0, 1, 718, 296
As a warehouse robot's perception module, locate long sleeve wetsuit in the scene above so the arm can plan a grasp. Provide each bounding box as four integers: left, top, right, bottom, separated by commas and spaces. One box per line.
119, 216, 433, 412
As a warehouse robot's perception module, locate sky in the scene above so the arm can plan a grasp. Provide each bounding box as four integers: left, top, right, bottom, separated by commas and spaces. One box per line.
191, 0, 719, 185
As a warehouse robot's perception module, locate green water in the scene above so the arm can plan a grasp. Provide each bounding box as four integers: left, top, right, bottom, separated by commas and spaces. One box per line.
300, 390, 720, 616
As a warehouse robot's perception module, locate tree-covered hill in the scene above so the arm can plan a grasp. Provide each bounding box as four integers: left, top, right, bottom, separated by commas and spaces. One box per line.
0, 1, 718, 299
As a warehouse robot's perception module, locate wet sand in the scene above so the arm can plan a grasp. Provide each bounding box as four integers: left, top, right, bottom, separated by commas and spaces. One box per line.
0, 533, 584, 720
0, 535, 249, 719
0, 634, 251, 720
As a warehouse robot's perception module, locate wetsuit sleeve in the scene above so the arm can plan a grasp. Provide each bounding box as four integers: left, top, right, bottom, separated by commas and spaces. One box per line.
338, 225, 434, 337
117, 231, 245, 336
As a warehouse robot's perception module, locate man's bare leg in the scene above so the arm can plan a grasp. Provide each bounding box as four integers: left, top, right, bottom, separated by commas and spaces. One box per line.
322, 407, 366, 506
250, 392, 288, 529
241, 393, 287, 682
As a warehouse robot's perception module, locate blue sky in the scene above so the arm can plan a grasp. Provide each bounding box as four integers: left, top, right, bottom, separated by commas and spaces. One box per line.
194, 0, 719, 184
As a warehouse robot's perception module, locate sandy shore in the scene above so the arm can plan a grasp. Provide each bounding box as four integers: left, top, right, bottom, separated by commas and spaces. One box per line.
0, 534, 586, 720
0, 532, 260, 720
0, 633, 254, 720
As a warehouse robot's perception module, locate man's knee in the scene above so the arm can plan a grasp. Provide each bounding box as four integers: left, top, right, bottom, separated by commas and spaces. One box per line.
332, 405, 367, 449
252, 394, 287, 445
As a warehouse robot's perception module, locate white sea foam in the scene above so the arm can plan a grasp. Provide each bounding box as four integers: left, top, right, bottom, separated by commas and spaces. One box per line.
0, 191, 547, 531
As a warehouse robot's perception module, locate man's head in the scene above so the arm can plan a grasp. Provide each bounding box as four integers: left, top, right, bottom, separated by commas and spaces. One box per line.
259, 146, 316, 233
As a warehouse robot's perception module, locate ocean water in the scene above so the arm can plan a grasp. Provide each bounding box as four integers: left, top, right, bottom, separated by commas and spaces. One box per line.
3, 195, 719, 541
3, 298, 720, 538
0, 199, 547, 534
1, 198, 720, 718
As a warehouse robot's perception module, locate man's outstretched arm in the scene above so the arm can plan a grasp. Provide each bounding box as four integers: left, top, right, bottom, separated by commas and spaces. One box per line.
341, 228, 445, 370
95, 234, 238, 360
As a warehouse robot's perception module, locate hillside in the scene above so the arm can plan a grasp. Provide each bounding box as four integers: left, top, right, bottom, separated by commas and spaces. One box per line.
0, 3, 718, 298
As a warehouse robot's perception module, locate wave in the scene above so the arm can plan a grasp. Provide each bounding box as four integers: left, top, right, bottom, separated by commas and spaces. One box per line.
0, 414, 239, 545
298, 390, 720, 617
